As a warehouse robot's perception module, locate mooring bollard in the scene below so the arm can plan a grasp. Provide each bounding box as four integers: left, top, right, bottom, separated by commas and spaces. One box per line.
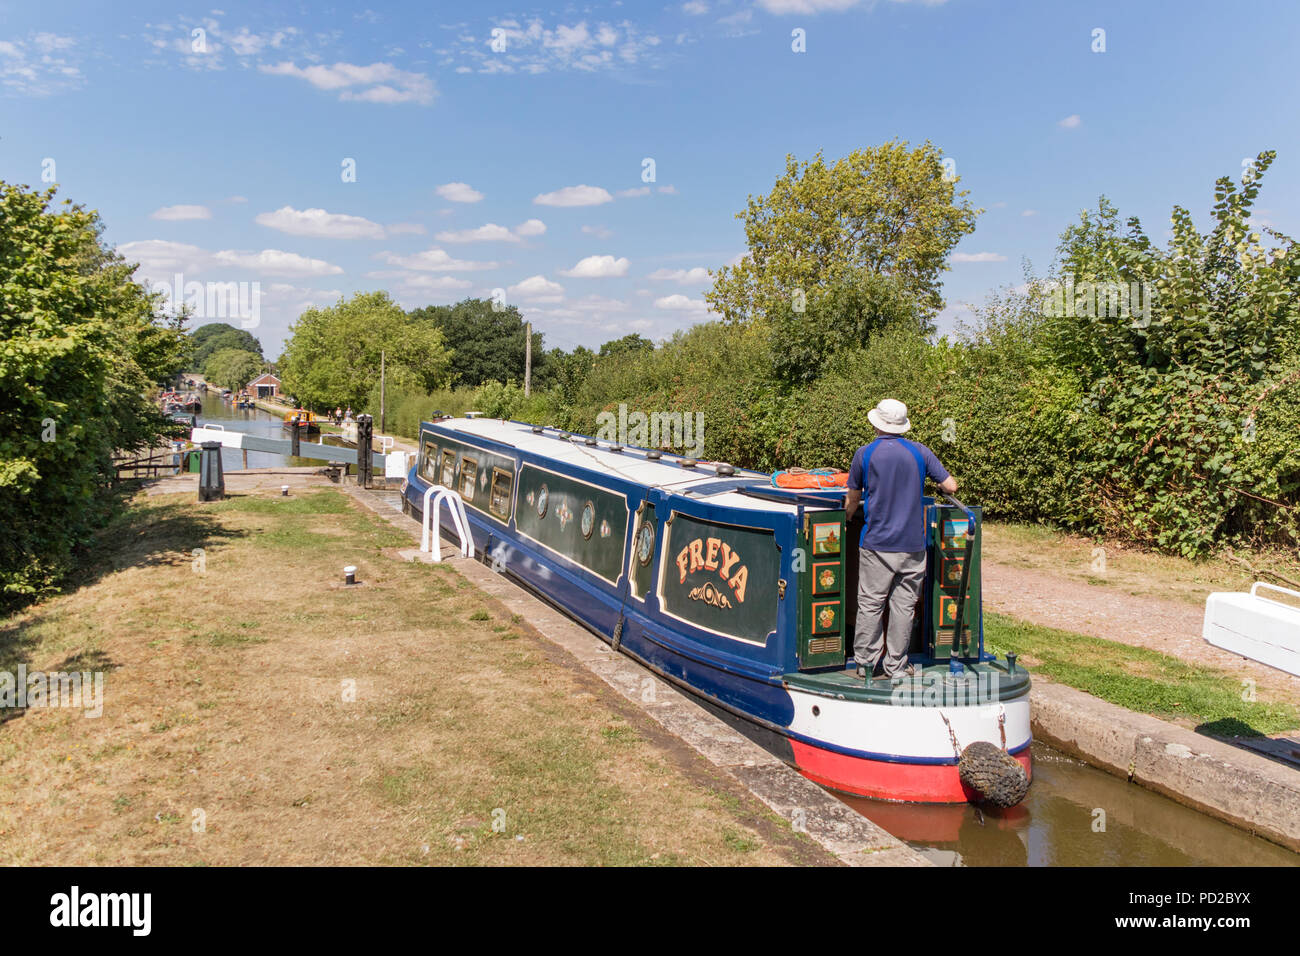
356, 414, 373, 489
343, 565, 357, 586
290, 418, 301, 458
198, 441, 225, 502
280, 484, 290, 496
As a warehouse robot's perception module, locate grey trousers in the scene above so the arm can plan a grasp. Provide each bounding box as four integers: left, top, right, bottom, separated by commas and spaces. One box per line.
853, 548, 926, 675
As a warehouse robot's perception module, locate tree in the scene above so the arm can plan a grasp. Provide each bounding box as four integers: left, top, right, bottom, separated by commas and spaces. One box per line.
1043, 151, 1300, 554
203, 347, 266, 392
706, 140, 980, 323
409, 298, 545, 388
279, 291, 453, 410
0, 182, 187, 605
765, 272, 927, 386
188, 322, 263, 372
598, 333, 654, 359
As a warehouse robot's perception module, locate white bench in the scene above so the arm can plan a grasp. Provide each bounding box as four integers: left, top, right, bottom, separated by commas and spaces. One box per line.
1203, 582, 1300, 677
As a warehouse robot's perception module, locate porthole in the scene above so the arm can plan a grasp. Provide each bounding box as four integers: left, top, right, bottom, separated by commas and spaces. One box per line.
636, 522, 655, 566
812, 705, 821, 717
580, 500, 595, 539
536, 484, 549, 518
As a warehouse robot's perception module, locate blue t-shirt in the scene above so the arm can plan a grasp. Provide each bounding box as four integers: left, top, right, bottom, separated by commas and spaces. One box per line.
847, 435, 950, 553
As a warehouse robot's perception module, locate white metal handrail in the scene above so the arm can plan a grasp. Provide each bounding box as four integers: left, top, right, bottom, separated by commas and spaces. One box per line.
421, 484, 473, 562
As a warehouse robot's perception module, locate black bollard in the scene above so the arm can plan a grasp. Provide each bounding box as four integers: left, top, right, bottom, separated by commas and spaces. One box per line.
356, 414, 373, 488
198, 441, 225, 501
290, 418, 301, 458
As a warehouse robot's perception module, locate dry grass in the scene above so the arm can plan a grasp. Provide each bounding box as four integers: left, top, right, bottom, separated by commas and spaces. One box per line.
981, 521, 1300, 608
0, 484, 829, 866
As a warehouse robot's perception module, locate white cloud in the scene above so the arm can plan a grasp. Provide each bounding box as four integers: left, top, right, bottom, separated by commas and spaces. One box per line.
150, 204, 212, 221
1021, 209, 1038, 217
435, 223, 517, 243
211, 249, 344, 276
647, 267, 712, 284
254, 205, 386, 239
514, 218, 547, 237
387, 222, 427, 235
534, 184, 614, 207
366, 272, 473, 292
560, 255, 630, 277
654, 294, 710, 312
224, 195, 249, 204
435, 182, 484, 203
951, 252, 1007, 263
508, 275, 565, 301
756, 0, 864, 12
434, 219, 547, 243
1058, 114, 1082, 129
682, 1, 709, 13
118, 239, 343, 278
260, 60, 435, 105
582, 225, 613, 239
657, 185, 678, 195
376, 247, 498, 271
617, 186, 651, 198
0, 32, 82, 95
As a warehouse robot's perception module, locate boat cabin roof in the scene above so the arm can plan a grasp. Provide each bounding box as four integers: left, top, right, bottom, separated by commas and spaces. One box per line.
422, 416, 845, 515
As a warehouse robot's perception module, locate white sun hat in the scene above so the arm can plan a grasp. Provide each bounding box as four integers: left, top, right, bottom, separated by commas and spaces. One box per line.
867, 398, 912, 434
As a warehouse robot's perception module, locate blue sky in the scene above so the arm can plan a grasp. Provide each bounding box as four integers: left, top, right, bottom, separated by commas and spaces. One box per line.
2, 0, 1297, 358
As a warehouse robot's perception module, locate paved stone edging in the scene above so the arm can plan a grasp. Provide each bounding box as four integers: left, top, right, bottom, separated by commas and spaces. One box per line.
342, 483, 930, 867
1031, 681, 1300, 853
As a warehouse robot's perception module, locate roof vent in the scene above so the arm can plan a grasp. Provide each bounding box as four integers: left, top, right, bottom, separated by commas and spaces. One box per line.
680, 458, 698, 468
531, 425, 544, 434
716, 463, 735, 476
609, 445, 623, 453
645, 449, 662, 460
584, 438, 598, 446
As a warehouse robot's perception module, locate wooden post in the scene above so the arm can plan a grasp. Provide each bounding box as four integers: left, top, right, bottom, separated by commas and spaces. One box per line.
380, 349, 386, 435
524, 321, 532, 398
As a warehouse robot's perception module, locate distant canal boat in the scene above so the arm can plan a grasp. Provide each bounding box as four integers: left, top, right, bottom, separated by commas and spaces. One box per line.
283, 409, 322, 436
402, 417, 1032, 805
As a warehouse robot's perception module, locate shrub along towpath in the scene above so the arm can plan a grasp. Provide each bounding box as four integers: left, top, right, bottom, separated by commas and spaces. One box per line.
0, 473, 839, 866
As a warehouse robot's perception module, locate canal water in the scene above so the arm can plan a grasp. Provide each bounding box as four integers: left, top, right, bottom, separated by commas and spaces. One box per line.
193, 392, 334, 471
840, 743, 1299, 866
187, 392, 1299, 866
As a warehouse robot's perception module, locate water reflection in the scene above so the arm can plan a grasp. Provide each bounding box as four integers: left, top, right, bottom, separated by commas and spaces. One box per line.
840, 744, 1300, 866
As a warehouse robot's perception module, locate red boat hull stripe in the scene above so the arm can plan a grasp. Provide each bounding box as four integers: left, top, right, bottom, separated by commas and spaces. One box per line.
790, 739, 1033, 803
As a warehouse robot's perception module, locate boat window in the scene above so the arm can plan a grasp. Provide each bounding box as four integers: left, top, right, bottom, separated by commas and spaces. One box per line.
440, 449, 456, 487
420, 441, 438, 482
459, 456, 478, 500
489, 467, 513, 519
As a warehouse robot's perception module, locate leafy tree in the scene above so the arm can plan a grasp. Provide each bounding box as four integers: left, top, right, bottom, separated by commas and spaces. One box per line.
0, 182, 187, 605
188, 322, 263, 372
706, 140, 979, 323
766, 272, 927, 386
203, 347, 266, 392
598, 333, 654, 359
1044, 151, 1300, 554
280, 291, 453, 411
409, 298, 544, 388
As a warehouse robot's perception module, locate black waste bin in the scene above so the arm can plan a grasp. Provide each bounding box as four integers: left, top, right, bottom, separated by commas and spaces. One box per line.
198, 441, 225, 501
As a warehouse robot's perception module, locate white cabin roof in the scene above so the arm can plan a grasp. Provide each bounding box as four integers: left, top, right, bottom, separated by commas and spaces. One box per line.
423, 417, 833, 515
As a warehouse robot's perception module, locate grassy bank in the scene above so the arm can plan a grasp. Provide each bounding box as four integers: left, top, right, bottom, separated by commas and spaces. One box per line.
985, 613, 1299, 738
0, 483, 825, 866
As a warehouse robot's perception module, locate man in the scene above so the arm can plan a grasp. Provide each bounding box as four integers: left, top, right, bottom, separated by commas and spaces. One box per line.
844, 398, 957, 681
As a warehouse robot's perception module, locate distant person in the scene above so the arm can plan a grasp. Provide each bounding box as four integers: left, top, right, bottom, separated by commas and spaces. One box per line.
844, 399, 957, 681
345, 406, 353, 421
334, 406, 342, 424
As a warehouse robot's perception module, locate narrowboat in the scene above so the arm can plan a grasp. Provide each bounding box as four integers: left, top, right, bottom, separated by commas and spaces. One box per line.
402, 417, 1032, 805
283, 409, 322, 436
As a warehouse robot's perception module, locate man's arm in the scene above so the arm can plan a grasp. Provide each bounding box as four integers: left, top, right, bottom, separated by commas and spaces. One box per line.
845, 487, 862, 518
936, 474, 957, 495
